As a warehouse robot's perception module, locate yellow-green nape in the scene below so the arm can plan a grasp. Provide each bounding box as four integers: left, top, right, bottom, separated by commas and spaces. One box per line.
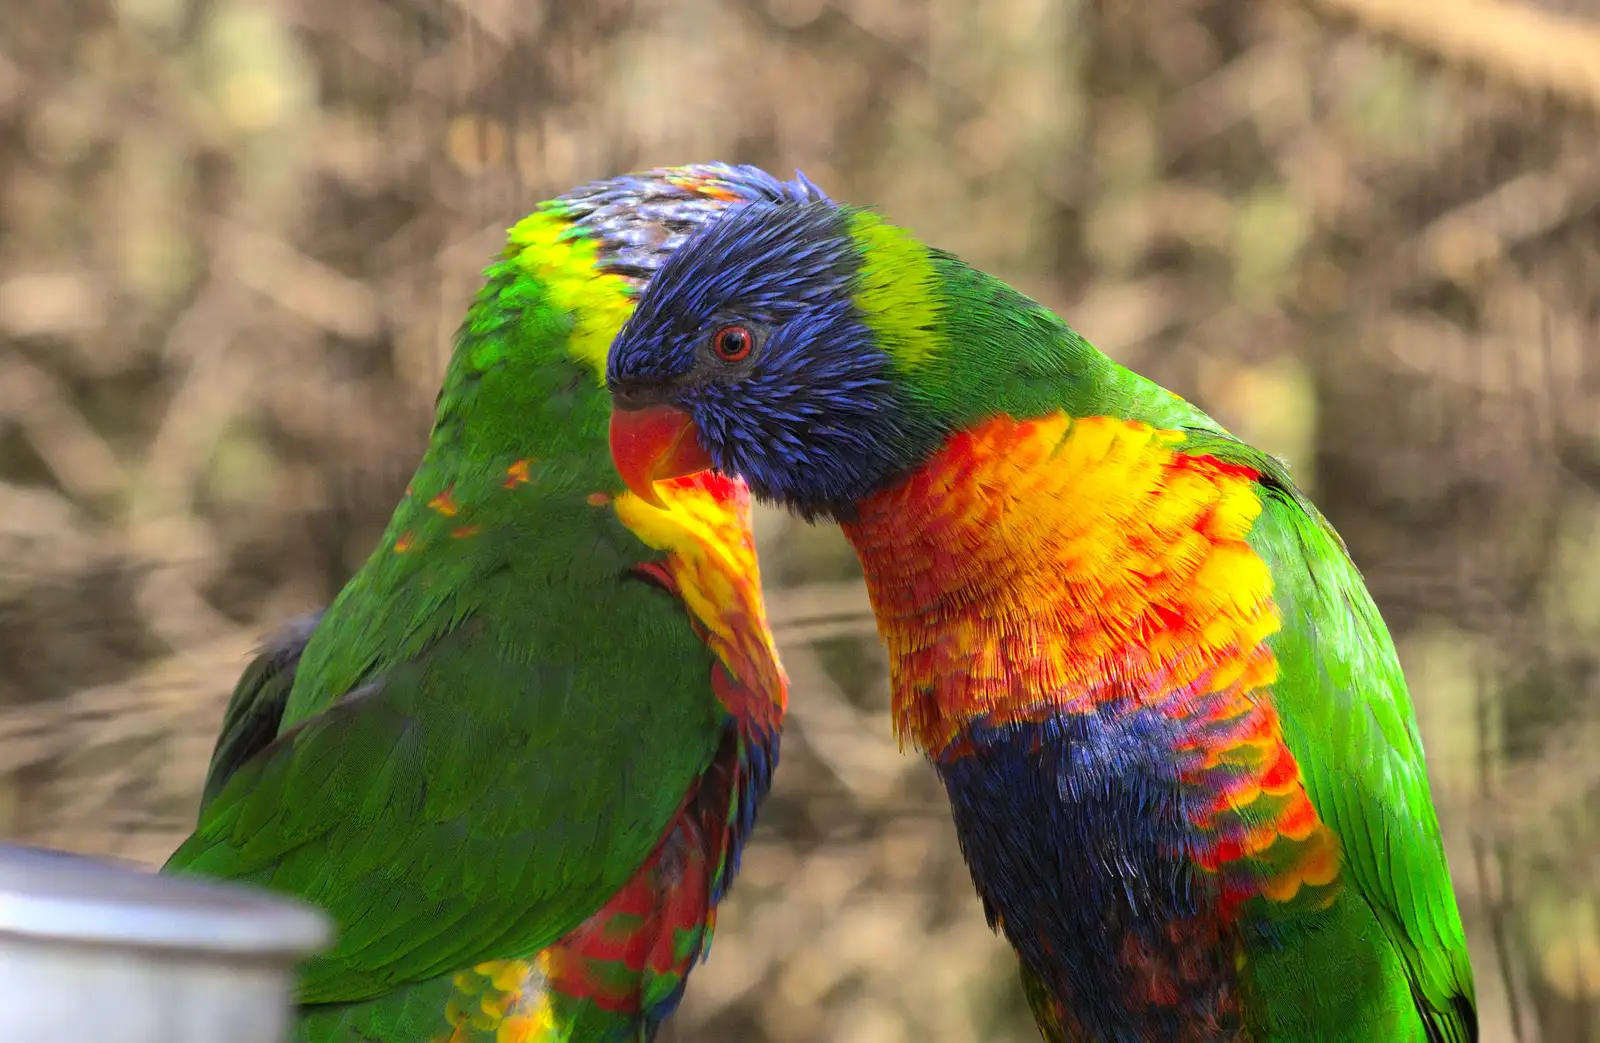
846, 209, 944, 369
504, 209, 637, 383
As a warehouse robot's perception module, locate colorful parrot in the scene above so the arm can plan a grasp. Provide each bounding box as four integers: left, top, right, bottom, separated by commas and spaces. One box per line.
163, 164, 818, 1042
603, 199, 1478, 1042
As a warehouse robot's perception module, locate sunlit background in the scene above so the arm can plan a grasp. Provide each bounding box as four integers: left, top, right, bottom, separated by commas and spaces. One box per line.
1, 0, 1598, 1040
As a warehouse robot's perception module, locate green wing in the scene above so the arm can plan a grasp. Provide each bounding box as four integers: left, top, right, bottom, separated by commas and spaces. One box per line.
180, 627, 541, 1039
1180, 429, 1476, 1042
166, 580, 722, 1008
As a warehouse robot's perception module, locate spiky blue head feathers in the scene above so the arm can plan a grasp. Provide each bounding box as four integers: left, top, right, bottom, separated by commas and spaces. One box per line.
606, 200, 952, 517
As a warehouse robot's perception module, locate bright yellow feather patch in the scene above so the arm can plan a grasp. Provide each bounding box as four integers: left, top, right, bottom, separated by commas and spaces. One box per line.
612, 472, 786, 720
847, 210, 943, 369
436, 958, 551, 1042
504, 210, 635, 382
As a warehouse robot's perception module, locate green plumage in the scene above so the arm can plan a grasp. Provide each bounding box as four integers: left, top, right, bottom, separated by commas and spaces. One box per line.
166, 247, 723, 1025
1183, 430, 1476, 1042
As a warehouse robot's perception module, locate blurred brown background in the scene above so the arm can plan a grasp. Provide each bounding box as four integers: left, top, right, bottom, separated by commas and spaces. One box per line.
1, 0, 1598, 1040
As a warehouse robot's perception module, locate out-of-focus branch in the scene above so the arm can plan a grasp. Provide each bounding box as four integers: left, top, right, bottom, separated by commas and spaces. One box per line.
0, 356, 126, 503
774, 641, 915, 804
0, 632, 252, 774
1302, 0, 1600, 114
1399, 146, 1600, 289
223, 226, 383, 341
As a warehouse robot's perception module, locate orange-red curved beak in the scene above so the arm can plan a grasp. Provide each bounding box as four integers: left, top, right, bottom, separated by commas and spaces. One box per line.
608, 403, 715, 508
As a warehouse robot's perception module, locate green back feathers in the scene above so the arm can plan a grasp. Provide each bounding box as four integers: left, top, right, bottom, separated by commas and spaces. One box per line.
282, 213, 639, 727
1209, 438, 1477, 1040
171, 208, 728, 1005
171, 164, 816, 1029
844, 210, 1210, 440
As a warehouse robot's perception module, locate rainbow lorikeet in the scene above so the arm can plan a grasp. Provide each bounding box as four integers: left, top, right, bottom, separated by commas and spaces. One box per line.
604, 200, 1477, 1042
163, 164, 818, 1042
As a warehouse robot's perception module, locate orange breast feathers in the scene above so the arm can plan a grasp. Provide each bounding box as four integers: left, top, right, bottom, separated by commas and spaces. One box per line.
613, 471, 787, 731
841, 413, 1279, 747
841, 413, 1341, 912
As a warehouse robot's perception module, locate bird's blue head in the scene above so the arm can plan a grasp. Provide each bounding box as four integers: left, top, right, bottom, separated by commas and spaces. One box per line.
605, 199, 955, 519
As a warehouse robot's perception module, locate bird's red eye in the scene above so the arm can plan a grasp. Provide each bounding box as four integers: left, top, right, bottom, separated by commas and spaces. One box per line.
711, 325, 753, 362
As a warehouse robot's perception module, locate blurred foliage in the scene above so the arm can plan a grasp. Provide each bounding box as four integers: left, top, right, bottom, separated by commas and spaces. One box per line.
1, 0, 1599, 1040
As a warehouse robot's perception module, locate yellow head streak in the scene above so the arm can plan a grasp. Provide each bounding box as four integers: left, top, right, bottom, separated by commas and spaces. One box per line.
505, 210, 636, 383
846, 210, 943, 369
